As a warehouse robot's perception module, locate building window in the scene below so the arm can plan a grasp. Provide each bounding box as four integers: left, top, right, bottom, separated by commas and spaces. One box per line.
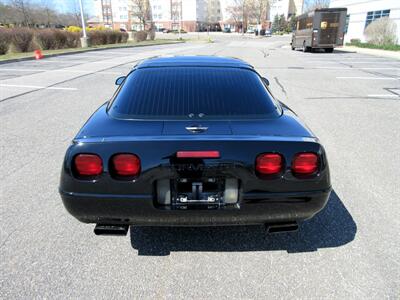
345, 14, 350, 33
365, 10, 390, 28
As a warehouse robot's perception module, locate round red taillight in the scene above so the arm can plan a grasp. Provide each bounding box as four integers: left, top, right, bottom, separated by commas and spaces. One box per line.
256, 153, 283, 175
74, 154, 103, 176
111, 154, 141, 177
292, 153, 319, 175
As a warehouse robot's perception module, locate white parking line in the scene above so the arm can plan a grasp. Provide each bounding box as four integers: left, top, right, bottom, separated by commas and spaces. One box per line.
0, 68, 121, 75
306, 61, 399, 64
307, 57, 392, 61
0, 84, 77, 90
0, 68, 48, 72
336, 76, 399, 80
368, 94, 400, 98
312, 67, 398, 70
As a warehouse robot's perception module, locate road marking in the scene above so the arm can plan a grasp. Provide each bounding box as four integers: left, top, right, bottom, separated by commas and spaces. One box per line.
308, 67, 398, 70
0, 84, 77, 90
0, 68, 120, 75
306, 61, 399, 64
307, 57, 393, 61
0, 68, 48, 72
336, 76, 399, 80
368, 94, 399, 98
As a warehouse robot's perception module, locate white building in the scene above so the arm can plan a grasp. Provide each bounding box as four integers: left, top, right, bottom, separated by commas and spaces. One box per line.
92, 0, 223, 32
269, 0, 304, 20
330, 0, 400, 44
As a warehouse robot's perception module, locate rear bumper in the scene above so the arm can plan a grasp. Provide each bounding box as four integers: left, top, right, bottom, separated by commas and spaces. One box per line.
60, 188, 331, 226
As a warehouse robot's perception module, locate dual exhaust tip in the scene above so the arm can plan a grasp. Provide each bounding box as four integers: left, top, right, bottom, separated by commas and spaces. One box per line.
94, 224, 129, 236
265, 222, 299, 234
94, 222, 298, 236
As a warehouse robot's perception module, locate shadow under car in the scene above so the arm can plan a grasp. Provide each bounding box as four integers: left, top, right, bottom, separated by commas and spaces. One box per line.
130, 190, 357, 256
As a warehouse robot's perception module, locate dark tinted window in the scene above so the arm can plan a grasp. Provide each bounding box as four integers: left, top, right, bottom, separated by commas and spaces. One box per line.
109, 67, 280, 119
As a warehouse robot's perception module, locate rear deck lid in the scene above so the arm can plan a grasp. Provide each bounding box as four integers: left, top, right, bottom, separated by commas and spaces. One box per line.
162, 121, 232, 135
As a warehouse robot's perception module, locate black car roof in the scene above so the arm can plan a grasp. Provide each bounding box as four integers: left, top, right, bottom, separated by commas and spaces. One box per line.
136, 56, 254, 69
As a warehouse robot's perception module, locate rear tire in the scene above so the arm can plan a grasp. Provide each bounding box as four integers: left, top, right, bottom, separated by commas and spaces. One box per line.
325, 48, 334, 53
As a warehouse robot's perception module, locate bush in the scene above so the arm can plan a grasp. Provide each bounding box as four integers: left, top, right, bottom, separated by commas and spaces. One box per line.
53, 30, 68, 48
0, 28, 12, 54
1, 27, 126, 54
66, 26, 82, 33
35, 29, 78, 50
346, 41, 400, 51
121, 32, 128, 43
365, 17, 398, 46
65, 31, 81, 48
35, 29, 57, 50
134, 30, 147, 42
350, 38, 361, 44
10, 28, 34, 52
87, 30, 127, 45
106, 30, 119, 44
88, 30, 107, 45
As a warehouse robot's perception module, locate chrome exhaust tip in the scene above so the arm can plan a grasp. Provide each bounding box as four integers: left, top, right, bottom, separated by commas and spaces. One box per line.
265, 222, 299, 234
94, 224, 129, 236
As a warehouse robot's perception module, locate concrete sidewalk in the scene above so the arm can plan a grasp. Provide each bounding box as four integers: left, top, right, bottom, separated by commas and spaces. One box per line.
337, 46, 400, 60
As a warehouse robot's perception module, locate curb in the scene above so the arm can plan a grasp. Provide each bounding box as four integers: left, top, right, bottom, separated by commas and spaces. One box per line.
0, 40, 184, 65
335, 46, 400, 60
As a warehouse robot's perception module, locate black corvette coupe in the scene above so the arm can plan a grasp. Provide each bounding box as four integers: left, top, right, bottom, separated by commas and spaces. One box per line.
59, 56, 331, 235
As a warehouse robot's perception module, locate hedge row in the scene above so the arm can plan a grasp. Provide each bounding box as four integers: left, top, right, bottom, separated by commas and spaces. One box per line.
0, 28, 129, 55
88, 30, 128, 46
347, 39, 400, 51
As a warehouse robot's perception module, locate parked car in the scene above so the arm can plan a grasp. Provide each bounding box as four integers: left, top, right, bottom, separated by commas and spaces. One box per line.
223, 28, 231, 33
246, 29, 255, 34
162, 29, 172, 33
264, 29, 272, 37
172, 29, 187, 34
59, 56, 331, 236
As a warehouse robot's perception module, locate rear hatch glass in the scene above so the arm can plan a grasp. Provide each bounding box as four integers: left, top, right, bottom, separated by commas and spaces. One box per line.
108, 67, 281, 120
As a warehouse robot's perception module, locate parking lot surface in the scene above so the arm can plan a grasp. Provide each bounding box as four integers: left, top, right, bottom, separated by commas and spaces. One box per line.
1, 35, 399, 299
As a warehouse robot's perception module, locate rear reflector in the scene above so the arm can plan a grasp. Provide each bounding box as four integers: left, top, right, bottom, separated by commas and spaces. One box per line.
177, 151, 220, 158
74, 154, 103, 176
256, 153, 283, 175
111, 154, 141, 177
292, 153, 318, 175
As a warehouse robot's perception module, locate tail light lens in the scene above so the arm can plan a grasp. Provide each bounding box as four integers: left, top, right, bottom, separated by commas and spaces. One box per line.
292, 153, 319, 175
74, 154, 103, 176
111, 154, 141, 177
256, 153, 283, 175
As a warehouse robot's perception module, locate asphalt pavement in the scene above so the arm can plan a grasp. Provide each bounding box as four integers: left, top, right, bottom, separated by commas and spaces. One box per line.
1, 34, 399, 299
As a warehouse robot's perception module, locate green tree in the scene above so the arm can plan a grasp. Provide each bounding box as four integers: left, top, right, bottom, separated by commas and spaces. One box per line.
287, 14, 297, 32
278, 14, 287, 32
271, 14, 279, 33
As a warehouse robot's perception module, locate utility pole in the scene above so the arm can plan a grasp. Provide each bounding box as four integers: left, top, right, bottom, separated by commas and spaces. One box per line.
242, 0, 245, 35
79, 0, 89, 47
178, 0, 182, 39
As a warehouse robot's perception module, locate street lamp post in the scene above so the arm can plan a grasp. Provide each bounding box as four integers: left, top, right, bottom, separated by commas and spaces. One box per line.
78, 0, 89, 47
178, 0, 182, 40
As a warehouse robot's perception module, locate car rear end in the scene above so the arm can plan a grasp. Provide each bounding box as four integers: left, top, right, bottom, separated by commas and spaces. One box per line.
60, 108, 331, 227
59, 57, 331, 232
60, 138, 330, 227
